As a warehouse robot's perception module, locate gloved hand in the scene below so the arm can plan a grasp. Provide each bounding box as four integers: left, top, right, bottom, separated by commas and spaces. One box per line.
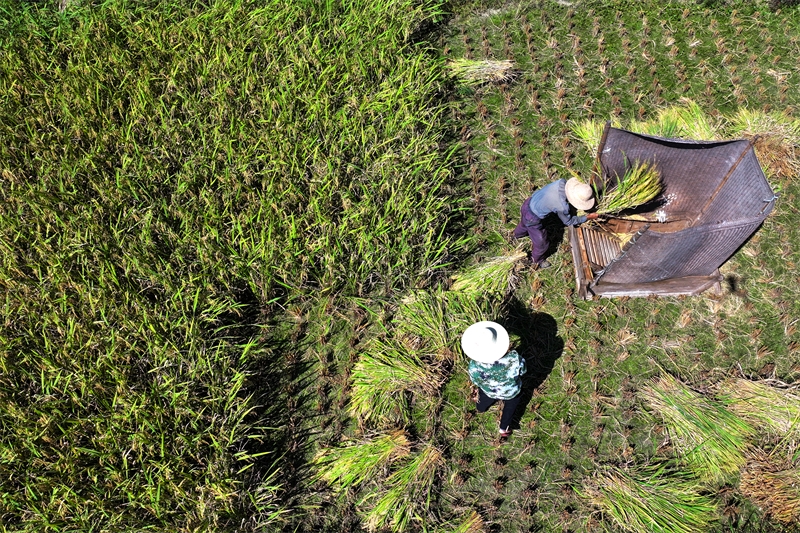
586, 212, 599, 220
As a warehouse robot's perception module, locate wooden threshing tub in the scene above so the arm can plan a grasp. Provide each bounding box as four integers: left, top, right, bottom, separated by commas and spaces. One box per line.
570, 124, 777, 299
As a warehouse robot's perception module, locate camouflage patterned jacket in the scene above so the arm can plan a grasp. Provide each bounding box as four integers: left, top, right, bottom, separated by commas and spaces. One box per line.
468, 350, 527, 400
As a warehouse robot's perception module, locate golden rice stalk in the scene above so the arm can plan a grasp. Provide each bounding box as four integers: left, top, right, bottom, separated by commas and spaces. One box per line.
726, 108, 800, 180
450, 510, 485, 533
313, 430, 411, 493
740, 449, 800, 525
641, 373, 754, 485
612, 232, 634, 246
450, 249, 527, 295
656, 98, 719, 140
571, 119, 605, 158
447, 58, 517, 87
593, 158, 663, 215
718, 378, 800, 439
349, 339, 442, 426
361, 444, 443, 532
579, 463, 719, 533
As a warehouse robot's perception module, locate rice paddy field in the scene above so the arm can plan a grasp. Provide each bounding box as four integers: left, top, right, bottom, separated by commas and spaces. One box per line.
2, 0, 800, 532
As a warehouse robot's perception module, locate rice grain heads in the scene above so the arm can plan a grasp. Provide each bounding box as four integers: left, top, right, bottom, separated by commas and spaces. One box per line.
718, 378, 800, 440
579, 463, 718, 533
314, 429, 411, 494
593, 158, 663, 216
641, 374, 753, 485
740, 449, 800, 526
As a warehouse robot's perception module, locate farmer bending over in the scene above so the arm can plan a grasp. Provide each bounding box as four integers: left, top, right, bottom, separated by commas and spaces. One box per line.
462, 321, 526, 439
513, 177, 598, 268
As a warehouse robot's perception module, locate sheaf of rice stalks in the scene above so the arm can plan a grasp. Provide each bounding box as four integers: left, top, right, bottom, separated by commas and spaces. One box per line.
394, 290, 496, 360
629, 115, 680, 139
361, 444, 443, 533
656, 99, 719, 140
349, 339, 442, 426
579, 463, 719, 533
641, 373, 754, 485
449, 510, 486, 533
442, 290, 499, 337
395, 290, 451, 353
627, 99, 718, 140
571, 119, 606, 158
740, 449, 800, 525
726, 108, 800, 180
313, 430, 411, 494
727, 108, 800, 147
447, 58, 517, 87
450, 249, 527, 295
593, 158, 663, 215
717, 378, 800, 439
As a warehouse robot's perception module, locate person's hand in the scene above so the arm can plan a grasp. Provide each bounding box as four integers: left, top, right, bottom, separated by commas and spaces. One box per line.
586, 212, 599, 220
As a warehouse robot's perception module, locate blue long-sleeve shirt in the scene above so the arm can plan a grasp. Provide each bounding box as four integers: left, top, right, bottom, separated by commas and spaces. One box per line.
528, 179, 587, 226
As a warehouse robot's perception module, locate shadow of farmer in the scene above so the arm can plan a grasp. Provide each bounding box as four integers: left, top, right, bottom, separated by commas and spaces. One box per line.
504, 298, 563, 431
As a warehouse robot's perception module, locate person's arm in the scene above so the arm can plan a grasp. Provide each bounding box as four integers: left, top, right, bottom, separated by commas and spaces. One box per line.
556, 209, 587, 226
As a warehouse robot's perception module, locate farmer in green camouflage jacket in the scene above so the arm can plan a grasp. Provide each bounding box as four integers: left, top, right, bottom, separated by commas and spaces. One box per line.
462, 321, 527, 438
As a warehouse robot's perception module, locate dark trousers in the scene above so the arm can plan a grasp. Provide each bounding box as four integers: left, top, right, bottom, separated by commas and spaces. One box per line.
513, 197, 548, 263
477, 388, 523, 431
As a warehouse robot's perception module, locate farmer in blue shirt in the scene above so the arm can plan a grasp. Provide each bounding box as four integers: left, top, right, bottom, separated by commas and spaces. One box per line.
513, 178, 598, 268
462, 321, 526, 438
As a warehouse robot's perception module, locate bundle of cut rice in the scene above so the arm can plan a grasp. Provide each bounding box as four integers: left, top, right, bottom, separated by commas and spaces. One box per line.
571, 119, 606, 158
446, 58, 517, 87
593, 158, 663, 216
449, 250, 527, 295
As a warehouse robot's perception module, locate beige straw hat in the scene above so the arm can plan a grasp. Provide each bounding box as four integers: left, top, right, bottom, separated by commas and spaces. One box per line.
565, 177, 595, 211
461, 321, 510, 364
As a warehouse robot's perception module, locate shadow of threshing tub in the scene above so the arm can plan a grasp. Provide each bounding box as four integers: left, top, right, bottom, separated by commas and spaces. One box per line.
569, 124, 777, 300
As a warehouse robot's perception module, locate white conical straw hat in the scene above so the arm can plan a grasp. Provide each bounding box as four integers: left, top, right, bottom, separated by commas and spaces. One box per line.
460, 321, 510, 364
565, 177, 595, 210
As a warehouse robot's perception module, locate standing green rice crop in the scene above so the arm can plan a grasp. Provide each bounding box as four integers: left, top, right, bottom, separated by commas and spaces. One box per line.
0, 0, 459, 530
